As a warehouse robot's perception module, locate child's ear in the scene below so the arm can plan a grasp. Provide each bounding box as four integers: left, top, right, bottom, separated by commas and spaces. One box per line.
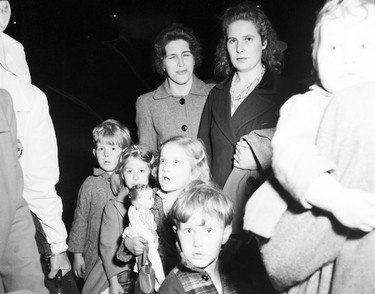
222, 225, 232, 245
92, 149, 96, 157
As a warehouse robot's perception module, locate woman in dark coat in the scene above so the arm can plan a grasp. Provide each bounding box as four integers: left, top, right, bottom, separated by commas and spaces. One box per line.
198, 2, 305, 190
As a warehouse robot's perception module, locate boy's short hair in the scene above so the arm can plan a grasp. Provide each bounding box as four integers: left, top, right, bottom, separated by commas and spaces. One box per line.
312, 0, 374, 70
128, 184, 149, 203
92, 119, 132, 149
170, 180, 233, 228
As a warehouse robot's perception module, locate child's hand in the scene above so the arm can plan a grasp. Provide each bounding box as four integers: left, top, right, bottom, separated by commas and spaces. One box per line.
72, 253, 85, 278
331, 189, 375, 232
109, 275, 125, 294
233, 140, 257, 170
124, 236, 148, 256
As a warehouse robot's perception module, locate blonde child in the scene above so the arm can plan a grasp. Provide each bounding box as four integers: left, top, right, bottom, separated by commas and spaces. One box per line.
100, 145, 157, 294
123, 184, 165, 290
119, 136, 212, 284
243, 0, 375, 293
68, 119, 132, 293
158, 181, 236, 294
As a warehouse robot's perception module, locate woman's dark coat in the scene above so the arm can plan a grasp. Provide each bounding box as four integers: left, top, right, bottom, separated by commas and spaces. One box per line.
198, 71, 306, 188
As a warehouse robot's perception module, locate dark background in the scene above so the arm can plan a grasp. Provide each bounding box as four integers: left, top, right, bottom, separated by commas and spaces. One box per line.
6, 0, 324, 233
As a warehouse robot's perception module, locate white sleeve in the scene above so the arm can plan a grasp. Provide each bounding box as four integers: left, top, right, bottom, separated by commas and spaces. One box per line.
272, 90, 336, 207
18, 86, 68, 255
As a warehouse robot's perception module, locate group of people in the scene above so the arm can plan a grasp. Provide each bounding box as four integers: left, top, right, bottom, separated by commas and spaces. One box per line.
1, 0, 375, 293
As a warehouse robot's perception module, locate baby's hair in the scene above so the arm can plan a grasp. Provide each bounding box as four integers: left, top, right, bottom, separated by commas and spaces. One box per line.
312, 0, 375, 70
111, 144, 158, 196
170, 180, 234, 228
160, 136, 211, 183
92, 119, 132, 149
128, 184, 150, 204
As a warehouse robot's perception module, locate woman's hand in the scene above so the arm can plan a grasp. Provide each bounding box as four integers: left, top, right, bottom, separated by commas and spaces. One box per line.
124, 236, 147, 256
233, 140, 257, 170
109, 275, 125, 294
72, 253, 85, 278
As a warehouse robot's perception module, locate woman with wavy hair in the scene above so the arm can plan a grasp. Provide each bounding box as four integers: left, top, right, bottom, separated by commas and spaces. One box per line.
136, 24, 214, 151
198, 1, 305, 235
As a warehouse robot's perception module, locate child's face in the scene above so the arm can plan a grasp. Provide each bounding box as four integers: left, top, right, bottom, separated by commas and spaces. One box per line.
158, 142, 194, 193
132, 187, 154, 210
123, 157, 151, 189
317, 5, 375, 93
176, 212, 232, 270
93, 142, 122, 174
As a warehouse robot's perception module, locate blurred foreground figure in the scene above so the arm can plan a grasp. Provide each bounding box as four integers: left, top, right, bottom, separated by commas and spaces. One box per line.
0, 89, 48, 294
0, 2, 78, 293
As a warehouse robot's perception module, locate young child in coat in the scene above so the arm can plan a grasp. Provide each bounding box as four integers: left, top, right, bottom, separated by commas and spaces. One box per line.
123, 184, 165, 290
243, 0, 375, 293
101, 145, 158, 294
158, 180, 238, 294
68, 119, 132, 293
119, 136, 212, 283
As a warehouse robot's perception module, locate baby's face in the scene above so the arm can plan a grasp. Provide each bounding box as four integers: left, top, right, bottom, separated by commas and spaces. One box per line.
317, 4, 375, 93
133, 188, 154, 210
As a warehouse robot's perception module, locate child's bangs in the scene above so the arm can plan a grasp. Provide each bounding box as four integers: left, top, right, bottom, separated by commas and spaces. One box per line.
100, 134, 123, 148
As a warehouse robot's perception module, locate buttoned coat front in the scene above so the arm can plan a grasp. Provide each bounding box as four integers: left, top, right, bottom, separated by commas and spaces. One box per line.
136, 75, 214, 150
198, 71, 305, 188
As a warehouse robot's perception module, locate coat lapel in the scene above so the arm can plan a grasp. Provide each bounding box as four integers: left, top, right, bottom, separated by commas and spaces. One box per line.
211, 79, 237, 145
231, 71, 277, 132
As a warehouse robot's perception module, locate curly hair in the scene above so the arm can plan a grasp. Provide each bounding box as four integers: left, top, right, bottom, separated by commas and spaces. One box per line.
152, 23, 203, 77
214, 1, 284, 79
110, 144, 158, 196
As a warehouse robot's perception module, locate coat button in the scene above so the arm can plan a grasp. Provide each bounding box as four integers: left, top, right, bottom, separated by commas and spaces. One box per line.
201, 274, 209, 281
181, 125, 188, 132
179, 98, 185, 105
246, 176, 257, 185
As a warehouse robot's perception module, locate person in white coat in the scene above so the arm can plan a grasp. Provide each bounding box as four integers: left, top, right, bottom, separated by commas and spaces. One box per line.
0, 2, 77, 292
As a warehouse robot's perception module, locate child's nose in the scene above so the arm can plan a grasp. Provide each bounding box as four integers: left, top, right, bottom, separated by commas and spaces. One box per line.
343, 46, 357, 64
162, 162, 170, 171
193, 232, 204, 247
133, 172, 139, 180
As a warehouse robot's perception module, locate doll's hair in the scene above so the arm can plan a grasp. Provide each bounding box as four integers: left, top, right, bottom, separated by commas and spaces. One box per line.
152, 23, 202, 77
170, 180, 233, 228
128, 184, 150, 204
92, 119, 132, 149
214, 1, 284, 80
159, 136, 211, 184
311, 0, 375, 71
111, 144, 157, 196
